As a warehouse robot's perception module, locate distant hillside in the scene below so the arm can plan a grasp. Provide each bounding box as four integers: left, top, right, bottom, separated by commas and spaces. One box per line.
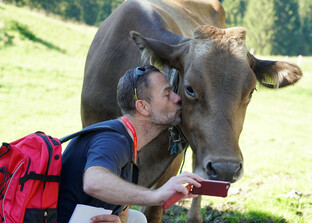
0, 3, 97, 140
0, 3, 97, 55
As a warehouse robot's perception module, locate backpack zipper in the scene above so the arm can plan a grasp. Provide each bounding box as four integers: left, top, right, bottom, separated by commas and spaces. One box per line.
35, 134, 53, 188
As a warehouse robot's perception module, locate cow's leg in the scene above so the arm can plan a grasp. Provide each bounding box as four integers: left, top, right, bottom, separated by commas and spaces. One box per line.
141, 206, 162, 223
141, 151, 184, 223
186, 196, 202, 222
186, 152, 202, 222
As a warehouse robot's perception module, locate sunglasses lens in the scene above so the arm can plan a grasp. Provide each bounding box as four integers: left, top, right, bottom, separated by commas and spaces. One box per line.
135, 66, 145, 75
133, 66, 146, 101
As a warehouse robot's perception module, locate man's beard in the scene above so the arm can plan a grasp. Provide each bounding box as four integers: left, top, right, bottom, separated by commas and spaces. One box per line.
149, 107, 181, 127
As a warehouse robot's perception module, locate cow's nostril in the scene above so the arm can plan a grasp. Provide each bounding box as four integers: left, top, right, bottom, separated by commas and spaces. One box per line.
233, 162, 243, 181
206, 162, 217, 179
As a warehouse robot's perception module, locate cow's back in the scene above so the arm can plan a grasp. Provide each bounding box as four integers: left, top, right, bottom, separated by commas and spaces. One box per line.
81, 0, 225, 127
148, 0, 225, 37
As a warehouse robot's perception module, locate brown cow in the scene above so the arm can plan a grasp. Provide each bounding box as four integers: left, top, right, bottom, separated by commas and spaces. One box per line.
81, 0, 302, 222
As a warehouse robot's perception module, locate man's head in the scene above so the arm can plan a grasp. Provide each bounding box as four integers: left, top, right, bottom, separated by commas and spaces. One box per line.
117, 65, 182, 126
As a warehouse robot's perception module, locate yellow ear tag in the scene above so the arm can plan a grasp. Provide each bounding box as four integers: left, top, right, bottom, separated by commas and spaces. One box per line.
150, 56, 163, 70
261, 73, 276, 86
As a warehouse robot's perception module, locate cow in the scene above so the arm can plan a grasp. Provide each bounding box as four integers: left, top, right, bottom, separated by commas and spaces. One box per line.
80, 0, 302, 222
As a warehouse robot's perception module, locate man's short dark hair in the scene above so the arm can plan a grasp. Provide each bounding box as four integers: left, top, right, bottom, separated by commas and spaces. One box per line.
117, 65, 160, 115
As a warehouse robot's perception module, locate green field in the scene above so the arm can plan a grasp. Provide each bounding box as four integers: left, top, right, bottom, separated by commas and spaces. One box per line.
0, 3, 95, 139
1, 3, 311, 223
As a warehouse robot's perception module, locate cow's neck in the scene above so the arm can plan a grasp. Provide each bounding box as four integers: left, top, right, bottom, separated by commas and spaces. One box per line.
120, 115, 165, 151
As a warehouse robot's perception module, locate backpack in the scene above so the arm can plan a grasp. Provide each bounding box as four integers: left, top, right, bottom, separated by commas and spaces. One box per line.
0, 125, 136, 223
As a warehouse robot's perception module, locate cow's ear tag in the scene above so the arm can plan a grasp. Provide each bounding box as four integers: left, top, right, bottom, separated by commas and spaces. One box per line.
150, 56, 164, 70
261, 73, 277, 86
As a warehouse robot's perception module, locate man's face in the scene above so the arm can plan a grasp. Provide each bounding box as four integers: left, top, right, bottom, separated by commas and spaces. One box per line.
148, 72, 182, 126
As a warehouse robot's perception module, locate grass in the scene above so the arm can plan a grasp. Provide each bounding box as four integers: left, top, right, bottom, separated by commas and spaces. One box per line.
0, 3, 96, 141
1, 3, 311, 223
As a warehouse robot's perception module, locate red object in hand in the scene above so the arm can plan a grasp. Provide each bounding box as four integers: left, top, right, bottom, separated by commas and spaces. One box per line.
161, 180, 231, 211
161, 184, 192, 211
191, 180, 230, 197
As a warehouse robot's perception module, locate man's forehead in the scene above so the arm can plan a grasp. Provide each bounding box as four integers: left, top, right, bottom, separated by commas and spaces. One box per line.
149, 72, 171, 89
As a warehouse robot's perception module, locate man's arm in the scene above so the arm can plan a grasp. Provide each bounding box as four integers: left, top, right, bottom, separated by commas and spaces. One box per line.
83, 166, 203, 206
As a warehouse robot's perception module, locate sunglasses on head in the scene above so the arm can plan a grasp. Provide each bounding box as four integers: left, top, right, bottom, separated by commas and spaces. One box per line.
133, 66, 147, 101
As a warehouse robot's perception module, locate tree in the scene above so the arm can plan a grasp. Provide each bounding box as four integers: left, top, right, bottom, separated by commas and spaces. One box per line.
94, 0, 123, 25
271, 0, 300, 55
298, 0, 312, 55
81, 0, 98, 25
244, 0, 300, 55
222, 0, 248, 27
64, 0, 82, 22
111, 0, 123, 11
244, 0, 275, 55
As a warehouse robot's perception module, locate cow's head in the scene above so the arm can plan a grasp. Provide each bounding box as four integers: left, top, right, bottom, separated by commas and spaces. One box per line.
130, 25, 302, 183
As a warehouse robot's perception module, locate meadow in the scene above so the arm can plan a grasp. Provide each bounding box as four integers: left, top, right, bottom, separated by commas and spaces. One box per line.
1, 3, 311, 223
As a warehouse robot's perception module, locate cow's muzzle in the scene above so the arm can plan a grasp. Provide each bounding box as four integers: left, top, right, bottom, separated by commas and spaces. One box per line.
206, 161, 243, 183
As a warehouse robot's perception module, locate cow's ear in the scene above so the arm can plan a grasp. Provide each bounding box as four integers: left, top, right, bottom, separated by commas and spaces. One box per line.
248, 53, 302, 88
130, 31, 188, 70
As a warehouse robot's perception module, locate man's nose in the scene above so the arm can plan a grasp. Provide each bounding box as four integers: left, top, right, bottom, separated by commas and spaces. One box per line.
172, 92, 181, 104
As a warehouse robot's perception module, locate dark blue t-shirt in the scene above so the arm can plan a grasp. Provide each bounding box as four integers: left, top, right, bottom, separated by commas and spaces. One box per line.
57, 119, 134, 223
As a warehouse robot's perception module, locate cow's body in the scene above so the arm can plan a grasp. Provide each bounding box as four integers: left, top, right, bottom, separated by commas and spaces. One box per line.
81, 0, 302, 222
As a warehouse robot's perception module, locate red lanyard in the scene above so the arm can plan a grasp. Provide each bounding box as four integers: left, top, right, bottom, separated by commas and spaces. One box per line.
121, 116, 137, 164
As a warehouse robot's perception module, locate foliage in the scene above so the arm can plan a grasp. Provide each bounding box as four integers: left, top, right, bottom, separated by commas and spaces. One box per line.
222, 0, 247, 27
243, 0, 275, 55
270, 0, 301, 55
242, 0, 301, 56
298, 0, 312, 55
2, 0, 123, 25
222, 0, 311, 55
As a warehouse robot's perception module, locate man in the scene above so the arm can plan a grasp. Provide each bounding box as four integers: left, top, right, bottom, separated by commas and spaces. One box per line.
57, 65, 203, 223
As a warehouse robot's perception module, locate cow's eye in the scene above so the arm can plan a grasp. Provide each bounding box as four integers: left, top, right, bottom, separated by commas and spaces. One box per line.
249, 87, 257, 98
184, 85, 196, 98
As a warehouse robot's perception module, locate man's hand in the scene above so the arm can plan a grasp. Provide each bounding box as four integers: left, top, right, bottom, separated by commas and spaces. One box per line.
155, 171, 204, 204
91, 214, 121, 223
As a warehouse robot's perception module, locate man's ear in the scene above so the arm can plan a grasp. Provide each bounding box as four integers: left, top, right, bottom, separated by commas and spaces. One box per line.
135, 100, 150, 116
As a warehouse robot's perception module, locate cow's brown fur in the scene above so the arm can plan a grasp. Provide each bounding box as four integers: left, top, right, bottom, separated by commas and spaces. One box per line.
81, 0, 302, 222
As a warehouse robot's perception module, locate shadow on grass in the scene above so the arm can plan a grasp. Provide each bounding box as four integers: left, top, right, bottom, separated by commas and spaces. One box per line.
11, 21, 66, 53
162, 205, 287, 223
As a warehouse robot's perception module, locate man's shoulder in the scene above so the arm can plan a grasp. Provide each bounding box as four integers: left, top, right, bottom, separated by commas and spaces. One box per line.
85, 119, 126, 136
87, 119, 122, 130
86, 119, 131, 145
65, 119, 128, 149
